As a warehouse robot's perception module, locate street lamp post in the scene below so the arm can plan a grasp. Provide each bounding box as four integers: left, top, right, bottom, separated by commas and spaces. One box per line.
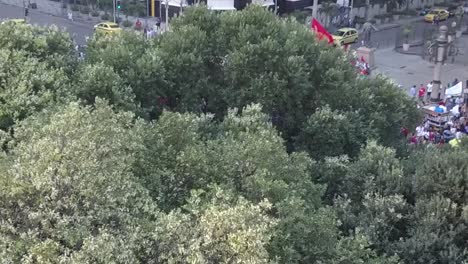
312, 0, 318, 20
165, 0, 169, 31
448, 21, 456, 43
431, 25, 448, 102
364, 0, 369, 20
113, 0, 116, 23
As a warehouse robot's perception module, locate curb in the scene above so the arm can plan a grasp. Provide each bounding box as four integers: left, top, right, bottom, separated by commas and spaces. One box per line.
394, 41, 424, 56
377, 24, 401, 31
358, 17, 424, 34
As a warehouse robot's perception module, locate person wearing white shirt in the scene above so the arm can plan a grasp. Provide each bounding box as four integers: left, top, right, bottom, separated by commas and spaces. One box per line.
410, 85, 416, 98
426, 81, 433, 99
416, 125, 424, 138
450, 127, 457, 134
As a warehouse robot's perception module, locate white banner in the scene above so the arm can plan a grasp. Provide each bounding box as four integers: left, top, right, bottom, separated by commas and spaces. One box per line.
446, 82, 462, 96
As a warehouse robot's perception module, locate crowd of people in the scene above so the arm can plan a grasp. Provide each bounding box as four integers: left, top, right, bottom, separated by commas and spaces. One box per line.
351, 56, 371, 76
409, 82, 433, 103
403, 116, 467, 147
403, 77, 467, 147
408, 78, 461, 104
135, 18, 161, 39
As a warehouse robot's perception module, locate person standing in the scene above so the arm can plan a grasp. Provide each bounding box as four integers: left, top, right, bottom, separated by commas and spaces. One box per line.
143, 26, 148, 38
426, 81, 433, 100
135, 19, 142, 30
155, 17, 161, 30
146, 28, 153, 38
410, 85, 417, 98
418, 84, 426, 103
153, 23, 158, 34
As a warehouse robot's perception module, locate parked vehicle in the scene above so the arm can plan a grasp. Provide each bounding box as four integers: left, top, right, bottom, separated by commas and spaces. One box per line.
424, 9, 449, 22
331, 28, 358, 45
0, 18, 26, 25
93, 22, 122, 35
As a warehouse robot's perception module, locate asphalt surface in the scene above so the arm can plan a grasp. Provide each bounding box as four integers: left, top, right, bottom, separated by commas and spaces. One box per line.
0, 3, 93, 44
0, 2, 464, 47
350, 17, 462, 49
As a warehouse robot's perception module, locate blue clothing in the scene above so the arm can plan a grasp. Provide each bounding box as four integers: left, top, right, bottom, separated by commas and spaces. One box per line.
435, 106, 444, 113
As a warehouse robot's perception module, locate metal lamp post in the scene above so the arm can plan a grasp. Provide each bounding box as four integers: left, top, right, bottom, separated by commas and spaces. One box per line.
113, 0, 116, 23
448, 21, 456, 43
431, 25, 448, 102
165, 0, 169, 31
312, 0, 318, 20
364, 0, 369, 20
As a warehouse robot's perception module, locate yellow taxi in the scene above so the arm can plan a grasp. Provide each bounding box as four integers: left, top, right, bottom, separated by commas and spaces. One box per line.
0, 18, 27, 25
93, 22, 122, 35
331, 28, 359, 45
424, 9, 449, 22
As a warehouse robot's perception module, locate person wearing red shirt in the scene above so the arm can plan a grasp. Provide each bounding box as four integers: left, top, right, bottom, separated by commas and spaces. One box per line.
418, 84, 426, 103
135, 19, 142, 30
428, 130, 435, 143
409, 133, 418, 145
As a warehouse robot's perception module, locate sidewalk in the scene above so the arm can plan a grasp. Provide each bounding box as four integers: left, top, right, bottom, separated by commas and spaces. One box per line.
357, 16, 424, 34
374, 16, 424, 31
373, 36, 468, 92
0, 0, 161, 27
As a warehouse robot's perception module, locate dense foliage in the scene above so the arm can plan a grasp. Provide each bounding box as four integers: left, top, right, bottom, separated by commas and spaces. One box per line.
0, 6, 466, 264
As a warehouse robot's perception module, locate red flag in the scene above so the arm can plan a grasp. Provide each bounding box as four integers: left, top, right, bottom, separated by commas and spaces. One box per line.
311, 18, 334, 44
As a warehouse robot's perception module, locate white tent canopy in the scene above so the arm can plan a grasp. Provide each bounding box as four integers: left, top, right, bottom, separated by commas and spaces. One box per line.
336, 0, 349, 6
251, 0, 274, 6
446, 82, 463, 97
165, 0, 189, 7
165, 0, 273, 10
164, 0, 273, 10
207, 0, 236, 10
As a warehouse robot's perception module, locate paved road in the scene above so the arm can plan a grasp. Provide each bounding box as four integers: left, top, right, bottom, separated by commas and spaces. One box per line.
0, 3, 93, 44
1, 2, 465, 48
350, 16, 463, 50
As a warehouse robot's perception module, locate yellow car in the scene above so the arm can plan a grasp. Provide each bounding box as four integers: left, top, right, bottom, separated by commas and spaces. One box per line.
1, 18, 26, 25
93, 22, 122, 35
424, 9, 449, 22
332, 28, 359, 45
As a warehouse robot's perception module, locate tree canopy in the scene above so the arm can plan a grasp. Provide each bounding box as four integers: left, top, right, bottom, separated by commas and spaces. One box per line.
84, 5, 420, 154
0, 5, 465, 264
